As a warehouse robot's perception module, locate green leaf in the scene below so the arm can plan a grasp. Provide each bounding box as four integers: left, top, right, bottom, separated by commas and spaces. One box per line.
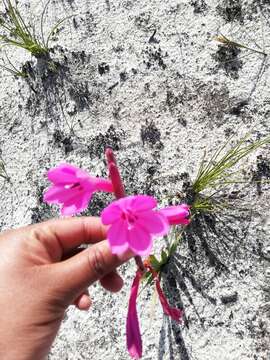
142, 271, 154, 286
161, 250, 168, 264
149, 255, 160, 271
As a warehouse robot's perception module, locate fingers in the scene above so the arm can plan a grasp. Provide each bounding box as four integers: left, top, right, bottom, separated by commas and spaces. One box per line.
30, 217, 107, 260
61, 247, 85, 261
74, 271, 124, 310
51, 239, 133, 303
100, 270, 124, 293
74, 291, 92, 311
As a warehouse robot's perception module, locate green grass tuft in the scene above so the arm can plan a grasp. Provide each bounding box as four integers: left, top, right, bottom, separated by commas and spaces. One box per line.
191, 133, 270, 212
0, 0, 72, 58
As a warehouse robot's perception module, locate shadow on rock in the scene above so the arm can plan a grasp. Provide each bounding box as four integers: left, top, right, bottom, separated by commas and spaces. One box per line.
24, 49, 94, 120
182, 208, 252, 273
157, 203, 253, 359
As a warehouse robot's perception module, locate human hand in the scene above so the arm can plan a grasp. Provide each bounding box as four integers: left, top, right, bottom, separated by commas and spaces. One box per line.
0, 217, 132, 360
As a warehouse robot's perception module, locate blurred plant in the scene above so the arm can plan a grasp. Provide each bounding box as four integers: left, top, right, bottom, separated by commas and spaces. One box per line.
0, 0, 71, 57
214, 34, 267, 56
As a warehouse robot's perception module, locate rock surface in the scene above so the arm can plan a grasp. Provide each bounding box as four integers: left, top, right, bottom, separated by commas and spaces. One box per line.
0, 0, 270, 359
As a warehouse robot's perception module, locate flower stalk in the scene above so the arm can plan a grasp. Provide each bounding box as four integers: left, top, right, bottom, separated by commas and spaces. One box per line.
105, 148, 145, 272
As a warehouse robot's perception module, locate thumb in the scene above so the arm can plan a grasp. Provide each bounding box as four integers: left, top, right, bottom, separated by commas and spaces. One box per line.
49, 240, 133, 304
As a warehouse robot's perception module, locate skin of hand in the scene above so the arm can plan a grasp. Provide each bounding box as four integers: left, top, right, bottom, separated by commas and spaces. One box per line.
0, 217, 133, 360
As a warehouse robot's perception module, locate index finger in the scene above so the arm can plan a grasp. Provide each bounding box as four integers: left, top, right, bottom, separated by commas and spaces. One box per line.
34, 216, 107, 254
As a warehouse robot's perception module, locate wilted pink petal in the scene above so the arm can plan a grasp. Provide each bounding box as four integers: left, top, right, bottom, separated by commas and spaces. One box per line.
44, 163, 113, 216
101, 195, 170, 256
158, 204, 191, 225
126, 271, 143, 359
144, 264, 183, 322
155, 278, 183, 322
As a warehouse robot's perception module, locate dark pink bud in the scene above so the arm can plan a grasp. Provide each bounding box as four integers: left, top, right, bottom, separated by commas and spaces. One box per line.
158, 204, 191, 225
105, 148, 126, 199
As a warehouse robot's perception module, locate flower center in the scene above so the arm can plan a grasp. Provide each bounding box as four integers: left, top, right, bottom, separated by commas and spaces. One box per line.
121, 209, 138, 229
65, 182, 83, 191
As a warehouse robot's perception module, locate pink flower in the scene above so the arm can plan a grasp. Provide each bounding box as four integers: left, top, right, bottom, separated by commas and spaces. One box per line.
101, 195, 169, 256
159, 204, 191, 225
126, 271, 143, 359
43, 163, 113, 216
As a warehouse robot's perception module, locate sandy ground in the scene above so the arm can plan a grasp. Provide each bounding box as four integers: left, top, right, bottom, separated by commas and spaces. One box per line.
0, 0, 270, 359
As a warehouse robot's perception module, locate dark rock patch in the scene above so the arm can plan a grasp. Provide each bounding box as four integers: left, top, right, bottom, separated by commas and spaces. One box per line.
24, 49, 96, 119
149, 29, 160, 44
141, 120, 163, 148
119, 71, 128, 82
85, 125, 125, 159
31, 184, 54, 224
252, 154, 270, 195
52, 129, 74, 154
98, 63, 110, 75
134, 12, 152, 31
190, 0, 208, 14
221, 292, 238, 304
166, 90, 183, 112
212, 45, 243, 79
229, 99, 249, 116
143, 46, 167, 70
217, 0, 243, 23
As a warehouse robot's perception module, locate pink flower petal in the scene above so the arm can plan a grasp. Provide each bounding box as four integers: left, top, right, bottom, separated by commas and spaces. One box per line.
47, 164, 79, 184
61, 192, 92, 216
107, 219, 130, 254
101, 202, 123, 225
128, 225, 153, 256
44, 185, 86, 204
126, 271, 143, 359
61, 204, 78, 216
136, 210, 169, 236
129, 195, 157, 213
43, 186, 74, 204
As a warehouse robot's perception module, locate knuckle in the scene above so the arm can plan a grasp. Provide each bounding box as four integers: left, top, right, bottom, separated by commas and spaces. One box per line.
88, 247, 107, 278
